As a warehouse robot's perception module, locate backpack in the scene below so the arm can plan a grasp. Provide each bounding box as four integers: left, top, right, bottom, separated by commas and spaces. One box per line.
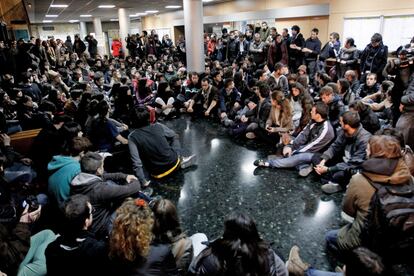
362, 177, 414, 264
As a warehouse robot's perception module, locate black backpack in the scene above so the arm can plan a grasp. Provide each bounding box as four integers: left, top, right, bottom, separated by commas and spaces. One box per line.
362, 177, 414, 264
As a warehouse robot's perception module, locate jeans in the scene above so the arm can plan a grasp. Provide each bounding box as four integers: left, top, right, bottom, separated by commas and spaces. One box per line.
18, 230, 57, 276
325, 229, 340, 254
306, 268, 342, 276
268, 152, 314, 169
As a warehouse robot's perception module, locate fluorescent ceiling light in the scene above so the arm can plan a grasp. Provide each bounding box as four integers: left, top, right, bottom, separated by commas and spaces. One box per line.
80, 14, 92, 17
165, 5, 181, 8
50, 4, 68, 8
130, 12, 146, 17
202, 0, 214, 2
43, 20, 53, 23
110, 18, 118, 21
145, 10, 158, 13
98, 5, 115, 8
69, 19, 79, 23
45, 14, 58, 17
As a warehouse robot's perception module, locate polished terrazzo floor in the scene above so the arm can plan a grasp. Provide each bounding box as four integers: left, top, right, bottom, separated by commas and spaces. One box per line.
153, 116, 344, 271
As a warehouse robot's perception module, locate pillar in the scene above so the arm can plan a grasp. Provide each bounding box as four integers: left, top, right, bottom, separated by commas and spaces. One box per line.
183, 0, 205, 72
118, 8, 130, 56
79, 21, 87, 39
93, 17, 105, 55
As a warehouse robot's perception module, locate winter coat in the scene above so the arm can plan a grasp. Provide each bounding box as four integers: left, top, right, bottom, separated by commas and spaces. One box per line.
401, 77, 414, 112
267, 40, 288, 67
111, 40, 123, 57
321, 126, 372, 173
249, 40, 265, 65
48, 155, 81, 208
267, 74, 289, 96
340, 89, 356, 106
45, 230, 110, 276
337, 158, 412, 250
0, 222, 30, 276
327, 95, 345, 129
245, 98, 272, 129
290, 120, 335, 154
259, 27, 270, 42
70, 172, 141, 238
188, 239, 287, 276
360, 42, 388, 77
357, 83, 380, 99
336, 46, 359, 77
288, 33, 305, 61
110, 243, 179, 276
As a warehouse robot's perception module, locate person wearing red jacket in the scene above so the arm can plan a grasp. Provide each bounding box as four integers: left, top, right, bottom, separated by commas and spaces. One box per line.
111, 38, 122, 58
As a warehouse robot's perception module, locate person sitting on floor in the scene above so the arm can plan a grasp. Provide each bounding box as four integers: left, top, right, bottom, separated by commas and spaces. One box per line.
254, 102, 335, 177
128, 106, 197, 187
45, 194, 110, 276
313, 111, 371, 194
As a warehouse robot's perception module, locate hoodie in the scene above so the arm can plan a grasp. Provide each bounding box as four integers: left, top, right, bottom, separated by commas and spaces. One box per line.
48, 155, 81, 208
70, 172, 141, 238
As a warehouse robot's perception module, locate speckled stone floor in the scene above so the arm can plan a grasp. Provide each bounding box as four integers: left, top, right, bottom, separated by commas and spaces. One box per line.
153, 116, 345, 271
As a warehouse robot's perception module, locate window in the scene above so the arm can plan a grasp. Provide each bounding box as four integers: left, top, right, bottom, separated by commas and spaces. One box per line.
343, 17, 381, 50
383, 15, 414, 52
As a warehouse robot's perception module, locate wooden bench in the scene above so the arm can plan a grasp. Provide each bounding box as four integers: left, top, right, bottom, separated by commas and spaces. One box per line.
10, 129, 41, 156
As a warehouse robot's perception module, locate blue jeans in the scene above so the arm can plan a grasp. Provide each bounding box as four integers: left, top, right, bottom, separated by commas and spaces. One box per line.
268, 152, 314, 169
306, 268, 342, 276
325, 229, 340, 253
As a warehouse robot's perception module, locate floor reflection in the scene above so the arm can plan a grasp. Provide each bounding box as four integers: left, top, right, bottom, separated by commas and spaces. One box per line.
155, 117, 344, 270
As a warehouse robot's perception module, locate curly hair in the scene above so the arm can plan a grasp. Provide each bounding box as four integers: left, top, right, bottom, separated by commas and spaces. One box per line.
109, 198, 154, 262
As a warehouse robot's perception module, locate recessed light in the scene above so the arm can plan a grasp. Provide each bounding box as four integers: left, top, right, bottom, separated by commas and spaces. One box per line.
50, 4, 68, 8
80, 14, 92, 17
45, 14, 58, 17
165, 5, 181, 8
43, 20, 53, 23
69, 20, 79, 23
145, 10, 158, 13
98, 5, 115, 8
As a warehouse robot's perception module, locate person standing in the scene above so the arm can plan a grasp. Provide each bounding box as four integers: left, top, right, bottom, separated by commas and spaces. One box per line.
302, 28, 321, 86
288, 25, 305, 73
360, 33, 388, 82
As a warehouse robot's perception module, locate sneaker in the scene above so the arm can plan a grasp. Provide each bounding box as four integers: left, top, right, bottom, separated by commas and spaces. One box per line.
298, 165, 313, 177
321, 182, 343, 194
181, 154, 197, 169
245, 132, 256, 139
287, 245, 309, 276
141, 187, 153, 198
253, 159, 269, 167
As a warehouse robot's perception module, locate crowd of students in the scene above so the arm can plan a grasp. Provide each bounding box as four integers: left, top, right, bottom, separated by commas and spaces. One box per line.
0, 21, 414, 276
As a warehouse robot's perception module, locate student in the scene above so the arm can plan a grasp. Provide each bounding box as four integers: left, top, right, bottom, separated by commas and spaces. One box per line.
313, 111, 371, 194
254, 102, 334, 176
319, 86, 345, 130
45, 194, 109, 276
188, 212, 288, 276
128, 107, 197, 186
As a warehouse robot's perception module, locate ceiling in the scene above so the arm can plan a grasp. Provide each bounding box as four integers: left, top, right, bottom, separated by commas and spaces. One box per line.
25, 0, 232, 24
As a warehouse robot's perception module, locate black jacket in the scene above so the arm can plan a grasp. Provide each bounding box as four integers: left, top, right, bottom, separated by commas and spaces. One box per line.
245, 98, 271, 129
288, 33, 305, 60
70, 172, 141, 238
359, 106, 380, 134
45, 230, 110, 276
401, 77, 414, 112
360, 42, 388, 77
110, 243, 179, 276
327, 95, 345, 129
290, 120, 335, 154
304, 37, 321, 61
356, 83, 380, 99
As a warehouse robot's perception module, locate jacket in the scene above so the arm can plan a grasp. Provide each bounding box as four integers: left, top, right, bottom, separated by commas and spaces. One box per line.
288, 33, 305, 60
327, 95, 345, 129
360, 42, 388, 76
219, 88, 241, 113
48, 155, 81, 208
267, 40, 288, 66
401, 77, 414, 112
0, 222, 30, 276
290, 120, 335, 154
245, 98, 272, 129
70, 172, 141, 238
249, 40, 265, 65
356, 83, 380, 99
188, 240, 287, 276
110, 243, 179, 276
267, 74, 289, 96
304, 37, 321, 61
128, 123, 180, 183
259, 28, 270, 42
337, 158, 412, 250
321, 126, 372, 172
45, 230, 110, 276
337, 46, 359, 77
111, 40, 123, 57
359, 106, 380, 134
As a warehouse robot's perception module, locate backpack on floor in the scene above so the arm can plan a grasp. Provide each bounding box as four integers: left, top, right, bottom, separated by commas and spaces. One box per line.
362, 177, 414, 263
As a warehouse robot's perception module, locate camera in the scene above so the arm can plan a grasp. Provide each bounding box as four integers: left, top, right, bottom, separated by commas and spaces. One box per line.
22, 195, 39, 212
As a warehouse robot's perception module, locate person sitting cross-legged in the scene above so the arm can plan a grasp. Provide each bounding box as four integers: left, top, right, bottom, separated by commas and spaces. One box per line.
312, 111, 372, 194
253, 102, 335, 176
128, 106, 197, 186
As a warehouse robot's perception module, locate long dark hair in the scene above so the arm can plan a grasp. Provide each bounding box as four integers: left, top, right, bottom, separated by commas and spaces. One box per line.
199, 213, 271, 275
151, 199, 183, 243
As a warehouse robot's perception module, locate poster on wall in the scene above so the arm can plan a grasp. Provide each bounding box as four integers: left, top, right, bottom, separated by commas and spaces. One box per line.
14, 29, 29, 41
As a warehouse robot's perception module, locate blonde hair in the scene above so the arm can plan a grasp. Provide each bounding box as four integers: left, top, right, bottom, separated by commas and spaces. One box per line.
109, 198, 154, 262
